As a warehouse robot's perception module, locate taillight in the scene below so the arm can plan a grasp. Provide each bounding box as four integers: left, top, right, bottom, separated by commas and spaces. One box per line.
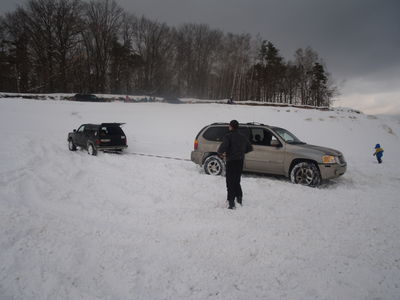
96, 139, 100, 145
121, 136, 126, 144
194, 139, 199, 150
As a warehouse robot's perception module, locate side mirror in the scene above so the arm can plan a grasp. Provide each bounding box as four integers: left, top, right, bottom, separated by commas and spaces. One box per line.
73, 129, 77, 132
271, 140, 281, 147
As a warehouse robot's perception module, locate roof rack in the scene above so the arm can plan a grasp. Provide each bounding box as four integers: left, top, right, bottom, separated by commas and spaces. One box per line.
100, 123, 125, 126
246, 122, 265, 126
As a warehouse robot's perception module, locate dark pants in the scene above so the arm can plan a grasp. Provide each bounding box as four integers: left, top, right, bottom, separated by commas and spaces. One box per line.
226, 159, 244, 207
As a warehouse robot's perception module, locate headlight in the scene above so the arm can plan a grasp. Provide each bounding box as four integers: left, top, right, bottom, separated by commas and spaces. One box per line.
322, 155, 338, 164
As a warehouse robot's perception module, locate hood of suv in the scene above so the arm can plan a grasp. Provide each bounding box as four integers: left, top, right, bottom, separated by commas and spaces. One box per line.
290, 143, 342, 156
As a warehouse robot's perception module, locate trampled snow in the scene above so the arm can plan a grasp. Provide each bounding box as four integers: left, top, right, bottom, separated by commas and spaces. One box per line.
0, 98, 399, 299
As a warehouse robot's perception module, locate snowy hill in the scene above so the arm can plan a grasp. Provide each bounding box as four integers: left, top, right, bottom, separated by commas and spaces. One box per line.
1, 98, 399, 299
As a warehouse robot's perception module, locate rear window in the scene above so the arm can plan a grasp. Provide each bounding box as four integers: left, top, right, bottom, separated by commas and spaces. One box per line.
99, 126, 124, 136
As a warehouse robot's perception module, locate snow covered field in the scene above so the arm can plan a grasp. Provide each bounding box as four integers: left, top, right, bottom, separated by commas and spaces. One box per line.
1, 98, 400, 299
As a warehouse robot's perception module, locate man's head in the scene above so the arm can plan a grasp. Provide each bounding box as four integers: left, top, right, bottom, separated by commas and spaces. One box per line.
229, 120, 239, 131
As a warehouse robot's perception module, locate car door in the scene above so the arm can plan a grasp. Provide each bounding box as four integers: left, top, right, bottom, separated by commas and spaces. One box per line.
74, 125, 85, 146
244, 127, 286, 175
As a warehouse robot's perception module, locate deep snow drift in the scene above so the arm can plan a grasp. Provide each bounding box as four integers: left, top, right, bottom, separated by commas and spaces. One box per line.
1, 98, 399, 299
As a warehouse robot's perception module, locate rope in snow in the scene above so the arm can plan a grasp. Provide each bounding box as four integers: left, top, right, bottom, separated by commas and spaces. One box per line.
128, 152, 191, 162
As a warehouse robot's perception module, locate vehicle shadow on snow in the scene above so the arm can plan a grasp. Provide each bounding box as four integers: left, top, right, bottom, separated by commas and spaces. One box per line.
71, 146, 124, 155
195, 165, 347, 189
241, 171, 348, 189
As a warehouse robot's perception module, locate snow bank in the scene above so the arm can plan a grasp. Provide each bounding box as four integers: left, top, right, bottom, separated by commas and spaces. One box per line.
1, 98, 399, 299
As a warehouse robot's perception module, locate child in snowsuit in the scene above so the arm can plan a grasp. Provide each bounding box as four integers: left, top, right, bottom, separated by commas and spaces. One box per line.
373, 144, 384, 164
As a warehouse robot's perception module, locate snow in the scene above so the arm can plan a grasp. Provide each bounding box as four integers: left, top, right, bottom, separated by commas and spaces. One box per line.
1, 97, 400, 299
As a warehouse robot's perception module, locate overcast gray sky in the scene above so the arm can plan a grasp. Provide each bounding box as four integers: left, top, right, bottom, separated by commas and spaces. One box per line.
1, 0, 399, 114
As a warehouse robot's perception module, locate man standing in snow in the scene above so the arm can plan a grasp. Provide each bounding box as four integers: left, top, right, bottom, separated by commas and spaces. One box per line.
218, 120, 253, 209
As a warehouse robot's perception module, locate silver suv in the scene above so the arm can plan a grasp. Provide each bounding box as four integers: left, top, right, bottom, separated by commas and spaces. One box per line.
190, 122, 346, 187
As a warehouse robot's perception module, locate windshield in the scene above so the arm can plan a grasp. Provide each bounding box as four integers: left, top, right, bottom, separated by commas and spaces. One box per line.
272, 127, 305, 144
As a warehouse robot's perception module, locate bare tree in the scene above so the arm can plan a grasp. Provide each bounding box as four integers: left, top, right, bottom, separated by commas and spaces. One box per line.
173, 23, 222, 98
131, 16, 172, 95
1, 8, 31, 92
294, 47, 319, 105
53, 0, 84, 91
82, 0, 123, 92
0, 0, 337, 107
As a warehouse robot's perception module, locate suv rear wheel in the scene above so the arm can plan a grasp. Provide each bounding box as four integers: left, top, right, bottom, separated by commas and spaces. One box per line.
290, 161, 321, 187
87, 143, 97, 156
203, 155, 225, 176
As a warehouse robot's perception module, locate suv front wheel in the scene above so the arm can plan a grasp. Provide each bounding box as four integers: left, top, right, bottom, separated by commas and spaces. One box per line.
68, 139, 77, 151
203, 155, 225, 176
290, 161, 321, 187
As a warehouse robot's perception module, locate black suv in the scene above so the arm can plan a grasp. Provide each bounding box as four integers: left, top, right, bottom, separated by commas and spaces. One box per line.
68, 123, 128, 155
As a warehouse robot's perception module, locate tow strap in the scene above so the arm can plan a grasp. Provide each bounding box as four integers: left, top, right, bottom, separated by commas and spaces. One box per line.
128, 152, 191, 162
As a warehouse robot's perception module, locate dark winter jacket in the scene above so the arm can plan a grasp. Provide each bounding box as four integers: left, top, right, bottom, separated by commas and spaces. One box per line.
218, 130, 253, 161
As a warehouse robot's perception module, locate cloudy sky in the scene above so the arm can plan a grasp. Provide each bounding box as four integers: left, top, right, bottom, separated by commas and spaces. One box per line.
1, 0, 399, 114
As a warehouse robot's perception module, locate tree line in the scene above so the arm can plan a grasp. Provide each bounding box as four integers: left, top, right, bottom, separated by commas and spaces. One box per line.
0, 0, 337, 107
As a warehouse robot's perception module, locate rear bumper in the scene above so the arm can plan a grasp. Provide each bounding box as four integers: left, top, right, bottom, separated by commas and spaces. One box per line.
319, 163, 347, 180
97, 145, 128, 151
191, 151, 202, 165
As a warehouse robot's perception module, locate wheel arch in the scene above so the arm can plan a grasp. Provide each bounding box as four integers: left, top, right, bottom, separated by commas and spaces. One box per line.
201, 152, 219, 165
288, 158, 320, 176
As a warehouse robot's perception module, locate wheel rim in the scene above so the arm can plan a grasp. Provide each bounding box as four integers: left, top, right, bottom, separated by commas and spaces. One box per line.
88, 145, 93, 155
295, 166, 314, 185
69, 140, 73, 149
207, 160, 221, 175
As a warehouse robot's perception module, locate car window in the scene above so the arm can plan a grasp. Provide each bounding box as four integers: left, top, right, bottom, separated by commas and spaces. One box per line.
203, 126, 229, 141
272, 127, 304, 144
271, 135, 279, 145
203, 126, 250, 142
84, 127, 96, 136
77, 125, 85, 133
100, 126, 124, 136
251, 128, 279, 146
238, 127, 251, 140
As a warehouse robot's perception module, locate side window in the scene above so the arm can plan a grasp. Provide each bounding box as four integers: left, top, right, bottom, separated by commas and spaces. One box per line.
251, 128, 265, 145
238, 127, 251, 140
77, 125, 85, 133
203, 126, 229, 141
271, 135, 279, 145
250, 128, 277, 146
84, 127, 95, 136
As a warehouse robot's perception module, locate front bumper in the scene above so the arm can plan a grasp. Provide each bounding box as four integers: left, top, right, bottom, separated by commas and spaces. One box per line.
318, 163, 347, 180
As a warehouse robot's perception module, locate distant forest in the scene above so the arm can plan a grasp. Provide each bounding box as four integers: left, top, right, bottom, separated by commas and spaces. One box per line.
0, 0, 337, 106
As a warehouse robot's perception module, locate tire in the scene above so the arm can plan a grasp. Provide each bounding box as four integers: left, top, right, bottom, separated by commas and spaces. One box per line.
87, 143, 97, 156
290, 161, 321, 187
68, 139, 77, 151
203, 155, 225, 176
